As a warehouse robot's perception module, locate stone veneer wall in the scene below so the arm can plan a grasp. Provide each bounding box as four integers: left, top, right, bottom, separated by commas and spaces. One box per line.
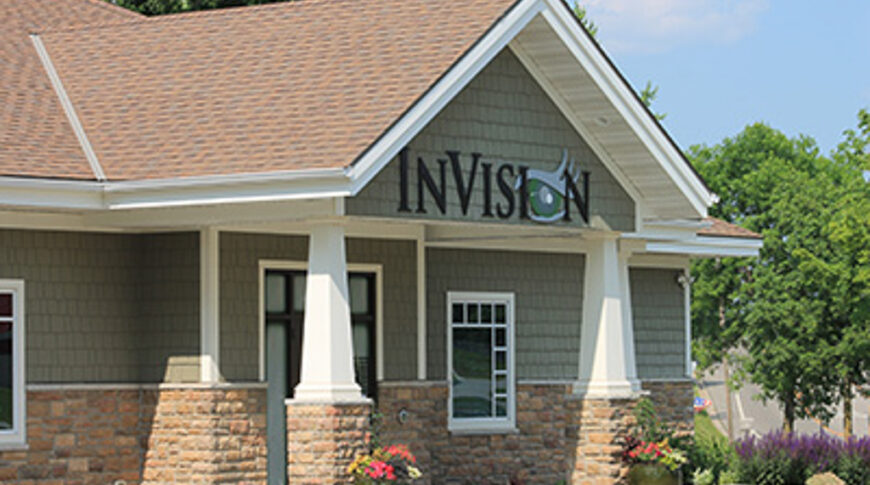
377, 380, 693, 484
286, 401, 372, 484
0, 386, 266, 484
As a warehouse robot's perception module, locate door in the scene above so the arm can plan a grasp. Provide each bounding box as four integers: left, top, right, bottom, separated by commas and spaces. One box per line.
264, 270, 376, 484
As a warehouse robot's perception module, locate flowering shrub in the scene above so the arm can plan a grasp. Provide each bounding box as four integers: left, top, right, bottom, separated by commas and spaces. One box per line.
734, 432, 870, 485
623, 435, 688, 472
348, 444, 422, 484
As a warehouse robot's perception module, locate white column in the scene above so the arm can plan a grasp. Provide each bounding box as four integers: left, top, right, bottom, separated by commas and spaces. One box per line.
200, 227, 221, 382
293, 224, 364, 402
416, 228, 427, 380
679, 268, 692, 378
574, 235, 641, 398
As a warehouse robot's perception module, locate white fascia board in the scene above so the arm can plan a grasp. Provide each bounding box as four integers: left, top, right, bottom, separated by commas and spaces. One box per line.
103, 168, 350, 210
345, 0, 545, 195
0, 169, 350, 212
0, 177, 103, 210
646, 236, 762, 258
538, 0, 713, 217
624, 219, 710, 241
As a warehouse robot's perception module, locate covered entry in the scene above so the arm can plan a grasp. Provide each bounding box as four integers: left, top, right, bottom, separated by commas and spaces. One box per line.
263, 262, 378, 484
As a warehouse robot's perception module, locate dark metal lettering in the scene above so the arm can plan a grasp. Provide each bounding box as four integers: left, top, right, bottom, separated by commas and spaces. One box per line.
517, 165, 529, 220
563, 170, 590, 223
496, 164, 515, 219
416, 157, 447, 214
397, 148, 411, 212
448, 151, 479, 216
481, 162, 494, 218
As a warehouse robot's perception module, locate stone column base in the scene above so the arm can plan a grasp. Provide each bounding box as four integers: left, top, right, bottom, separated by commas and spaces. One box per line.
286, 400, 372, 484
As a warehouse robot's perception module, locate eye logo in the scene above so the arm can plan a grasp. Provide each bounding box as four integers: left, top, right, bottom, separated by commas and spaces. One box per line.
516, 149, 583, 223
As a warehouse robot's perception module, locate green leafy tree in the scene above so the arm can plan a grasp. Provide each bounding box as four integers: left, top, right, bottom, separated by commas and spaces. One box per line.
689, 124, 838, 432
106, 0, 287, 15
793, 110, 870, 436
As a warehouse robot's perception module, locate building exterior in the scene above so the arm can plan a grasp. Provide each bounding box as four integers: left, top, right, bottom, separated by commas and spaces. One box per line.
0, 0, 762, 483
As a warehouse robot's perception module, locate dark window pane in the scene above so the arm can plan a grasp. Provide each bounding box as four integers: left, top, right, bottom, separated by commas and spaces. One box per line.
452, 303, 464, 324
495, 328, 506, 347
0, 294, 11, 318
495, 374, 507, 394
349, 276, 369, 315
495, 304, 506, 324
495, 350, 507, 371
0, 319, 12, 429
452, 328, 492, 418
467, 304, 479, 324
291, 274, 306, 312
481, 304, 492, 324
265, 275, 286, 313
495, 397, 507, 417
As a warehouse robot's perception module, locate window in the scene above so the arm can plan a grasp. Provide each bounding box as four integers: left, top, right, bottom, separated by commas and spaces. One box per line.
265, 271, 377, 399
447, 292, 515, 432
0, 280, 24, 448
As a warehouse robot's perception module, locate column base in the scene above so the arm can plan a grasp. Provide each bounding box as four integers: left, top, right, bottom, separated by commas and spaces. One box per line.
292, 381, 367, 403
572, 378, 644, 399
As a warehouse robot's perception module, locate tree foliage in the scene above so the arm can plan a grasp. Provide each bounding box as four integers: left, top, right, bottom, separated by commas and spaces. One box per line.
106, 0, 287, 15
691, 113, 870, 432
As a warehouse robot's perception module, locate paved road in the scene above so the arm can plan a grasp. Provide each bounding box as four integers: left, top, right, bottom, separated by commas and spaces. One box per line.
698, 364, 870, 439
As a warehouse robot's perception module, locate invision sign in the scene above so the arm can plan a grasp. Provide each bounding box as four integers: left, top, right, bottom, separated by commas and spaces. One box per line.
397, 149, 590, 224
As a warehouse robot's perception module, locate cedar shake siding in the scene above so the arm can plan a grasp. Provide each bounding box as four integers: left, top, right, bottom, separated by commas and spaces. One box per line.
348, 49, 636, 232
0, 229, 198, 383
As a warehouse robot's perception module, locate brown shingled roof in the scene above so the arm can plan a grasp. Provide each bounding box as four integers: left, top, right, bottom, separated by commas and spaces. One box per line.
0, 0, 140, 180
33, 0, 517, 181
699, 217, 762, 239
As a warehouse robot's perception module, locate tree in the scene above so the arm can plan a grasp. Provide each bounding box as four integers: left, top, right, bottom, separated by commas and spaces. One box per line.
689, 124, 839, 432
107, 0, 287, 15
793, 110, 870, 437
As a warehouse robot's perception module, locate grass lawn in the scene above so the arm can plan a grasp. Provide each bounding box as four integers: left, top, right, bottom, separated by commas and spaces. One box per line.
696, 409, 727, 444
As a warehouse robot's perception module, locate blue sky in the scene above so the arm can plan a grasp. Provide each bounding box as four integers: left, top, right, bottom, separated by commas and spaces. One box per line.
582, 0, 870, 155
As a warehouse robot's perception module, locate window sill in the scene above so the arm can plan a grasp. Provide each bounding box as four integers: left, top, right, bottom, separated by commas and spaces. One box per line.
448, 426, 519, 436
0, 441, 28, 451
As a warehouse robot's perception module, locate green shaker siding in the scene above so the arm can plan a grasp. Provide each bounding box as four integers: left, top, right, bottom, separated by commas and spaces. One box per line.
347, 49, 635, 232
139, 233, 200, 383
426, 248, 584, 381
0, 229, 199, 383
219, 233, 418, 382
220, 232, 308, 382
347, 238, 417, 382
630, 268, 687, 379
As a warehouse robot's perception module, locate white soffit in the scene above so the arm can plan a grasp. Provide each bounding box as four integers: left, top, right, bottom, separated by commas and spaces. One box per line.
509, 4, 712, 219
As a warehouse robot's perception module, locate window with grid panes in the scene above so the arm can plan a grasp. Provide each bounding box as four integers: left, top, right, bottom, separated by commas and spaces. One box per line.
447, 292, 515, 432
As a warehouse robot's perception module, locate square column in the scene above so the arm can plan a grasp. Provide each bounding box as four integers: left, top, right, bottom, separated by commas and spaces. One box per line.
293, 223, 365, 402
574, 235, 641, 398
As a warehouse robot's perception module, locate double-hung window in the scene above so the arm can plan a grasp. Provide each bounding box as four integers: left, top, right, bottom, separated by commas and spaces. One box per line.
447, 292, 515, 432
0, 280, 25, 448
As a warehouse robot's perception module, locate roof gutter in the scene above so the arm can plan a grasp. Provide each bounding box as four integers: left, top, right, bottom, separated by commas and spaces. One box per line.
0, 167, 352, 211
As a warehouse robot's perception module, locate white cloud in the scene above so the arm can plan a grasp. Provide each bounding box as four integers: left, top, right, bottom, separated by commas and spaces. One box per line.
583, 0, 770, 54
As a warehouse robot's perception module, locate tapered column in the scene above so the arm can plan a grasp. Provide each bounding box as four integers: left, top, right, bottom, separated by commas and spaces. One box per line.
574, 235, 641, 398
293, 224, 364, 402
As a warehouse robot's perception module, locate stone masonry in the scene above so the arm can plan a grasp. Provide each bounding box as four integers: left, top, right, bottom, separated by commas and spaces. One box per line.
286, 401, 372, 484
378, 380, 694, 485
141, 387, 267, 484
0, 385, 266, 485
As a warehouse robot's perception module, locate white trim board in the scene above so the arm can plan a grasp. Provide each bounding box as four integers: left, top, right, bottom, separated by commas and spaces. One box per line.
31, 35, 106, 181
257, 260, 385, 384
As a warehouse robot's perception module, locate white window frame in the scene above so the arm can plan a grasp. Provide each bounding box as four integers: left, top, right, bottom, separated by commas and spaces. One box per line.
447, 291, 516, 433
256, 260, 384, 385
0, 280, 25, 449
